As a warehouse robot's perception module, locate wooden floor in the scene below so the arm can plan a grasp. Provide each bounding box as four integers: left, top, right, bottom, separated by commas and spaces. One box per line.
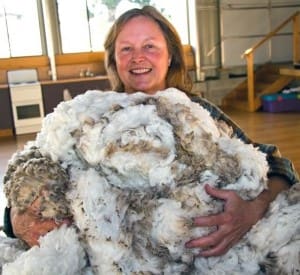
224, 108, 300, 175
0, 133, 37, 176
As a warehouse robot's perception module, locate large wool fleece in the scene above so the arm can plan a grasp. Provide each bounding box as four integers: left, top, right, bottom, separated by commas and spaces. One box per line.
1, 88, 299, 275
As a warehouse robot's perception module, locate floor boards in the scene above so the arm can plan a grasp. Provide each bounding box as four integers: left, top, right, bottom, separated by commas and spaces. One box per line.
224, 108, 300, 174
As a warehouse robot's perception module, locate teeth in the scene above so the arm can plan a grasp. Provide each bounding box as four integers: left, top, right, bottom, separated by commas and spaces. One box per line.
131, 68, 151, 74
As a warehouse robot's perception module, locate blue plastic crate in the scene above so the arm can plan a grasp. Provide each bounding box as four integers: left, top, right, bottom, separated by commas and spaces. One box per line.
261, 93, 300, 113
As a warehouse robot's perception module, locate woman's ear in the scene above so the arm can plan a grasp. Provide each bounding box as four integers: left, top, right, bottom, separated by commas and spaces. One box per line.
168, 57, 172, 67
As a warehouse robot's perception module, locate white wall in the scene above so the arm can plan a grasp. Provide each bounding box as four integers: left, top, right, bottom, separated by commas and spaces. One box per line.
219, 0, 300, 67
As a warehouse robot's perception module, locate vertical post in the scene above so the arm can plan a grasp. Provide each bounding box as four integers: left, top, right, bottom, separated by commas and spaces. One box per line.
187, 0, 203, 82
246, 52, 255, 111
293, 12, 300, 65
41, 0, 59, 81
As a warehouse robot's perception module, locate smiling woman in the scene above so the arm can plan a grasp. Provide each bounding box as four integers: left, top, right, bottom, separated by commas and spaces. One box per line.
104, 6, 192, 94
114, 16, 170, 94
1, 5, 299, 274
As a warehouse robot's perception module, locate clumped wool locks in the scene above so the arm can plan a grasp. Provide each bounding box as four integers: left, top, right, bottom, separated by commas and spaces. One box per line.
2, 88, 299, 275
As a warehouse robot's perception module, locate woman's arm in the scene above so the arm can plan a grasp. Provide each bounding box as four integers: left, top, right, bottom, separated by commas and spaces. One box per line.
187, 96, 299, 257
185, 176, 290, 256
10, 207, 64, 247
10, 201, 72, 247
3, 146, 73, 247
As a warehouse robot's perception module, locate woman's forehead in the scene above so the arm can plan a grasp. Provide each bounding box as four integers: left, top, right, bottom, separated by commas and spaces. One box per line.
119, 16, 163, 36
115, 16, 167, 46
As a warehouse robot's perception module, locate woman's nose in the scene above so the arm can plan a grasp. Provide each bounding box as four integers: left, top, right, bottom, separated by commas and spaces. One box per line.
131, 48, 145, 62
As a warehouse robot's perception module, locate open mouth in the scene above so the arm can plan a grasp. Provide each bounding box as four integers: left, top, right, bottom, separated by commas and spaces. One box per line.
130, 68, 152, 75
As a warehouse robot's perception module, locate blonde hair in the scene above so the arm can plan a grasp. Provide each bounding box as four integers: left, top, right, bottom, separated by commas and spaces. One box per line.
104, 5, 192, 93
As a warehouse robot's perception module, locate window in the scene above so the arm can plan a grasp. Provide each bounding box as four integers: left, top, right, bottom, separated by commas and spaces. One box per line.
0, 0, 189, 57
0, 0, 42, 58
57, 0, 189, 53
151, 0, 189, 44
56, 0, 91, 53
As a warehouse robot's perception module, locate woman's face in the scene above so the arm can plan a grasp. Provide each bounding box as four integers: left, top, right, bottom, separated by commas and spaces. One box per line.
115, 16, 170, 95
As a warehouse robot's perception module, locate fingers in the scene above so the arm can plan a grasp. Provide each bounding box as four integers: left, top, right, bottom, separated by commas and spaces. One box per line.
185, 225, 239, 257
185, 229, 219, 249
20, 218, 71, 247
11, 206, 73, 247
185, 185, 246, 257
193, 212, 233, 227
204, 184, 235, 201
196, 229, 242, 257
198, 238, 233, 257
186, 221, 230, 248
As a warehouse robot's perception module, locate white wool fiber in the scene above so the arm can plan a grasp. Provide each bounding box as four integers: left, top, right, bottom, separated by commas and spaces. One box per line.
2, 88, 299, 274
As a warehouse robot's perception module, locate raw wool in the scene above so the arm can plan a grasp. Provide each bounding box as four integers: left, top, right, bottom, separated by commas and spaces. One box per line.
3, 146, 72, 220
193, 183, 300, 275
247, 183, 300, 275
2, 225, 89, 275
1, 88, 299, 274
35, 88, 268, 197
0, 236, 27, 274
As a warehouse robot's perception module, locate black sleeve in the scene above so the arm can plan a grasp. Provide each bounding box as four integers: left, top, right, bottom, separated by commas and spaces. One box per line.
3, 207, 16, 238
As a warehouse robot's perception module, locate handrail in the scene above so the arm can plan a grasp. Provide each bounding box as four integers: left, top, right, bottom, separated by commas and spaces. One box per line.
243, 11, 300, 57
241, 11, 300, 111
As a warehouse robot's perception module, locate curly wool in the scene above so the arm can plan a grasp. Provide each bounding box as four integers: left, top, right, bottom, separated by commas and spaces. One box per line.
2, 88, 299, 275
4, 146, 71, 220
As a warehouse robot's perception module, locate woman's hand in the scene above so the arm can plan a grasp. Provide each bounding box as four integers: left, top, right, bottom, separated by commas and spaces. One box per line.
185, 177, 290, 257
10, 199, 73, 247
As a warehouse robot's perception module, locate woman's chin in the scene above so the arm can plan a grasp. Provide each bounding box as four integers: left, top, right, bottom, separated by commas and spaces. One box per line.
128, 85, 164, 95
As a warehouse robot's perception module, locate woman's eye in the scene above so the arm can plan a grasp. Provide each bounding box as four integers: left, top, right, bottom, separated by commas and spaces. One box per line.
144, 44, 154, 49
121, 47, 131, 52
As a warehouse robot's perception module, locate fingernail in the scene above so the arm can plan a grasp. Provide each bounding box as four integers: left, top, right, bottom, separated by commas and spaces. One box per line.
185, 241, 192, 248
